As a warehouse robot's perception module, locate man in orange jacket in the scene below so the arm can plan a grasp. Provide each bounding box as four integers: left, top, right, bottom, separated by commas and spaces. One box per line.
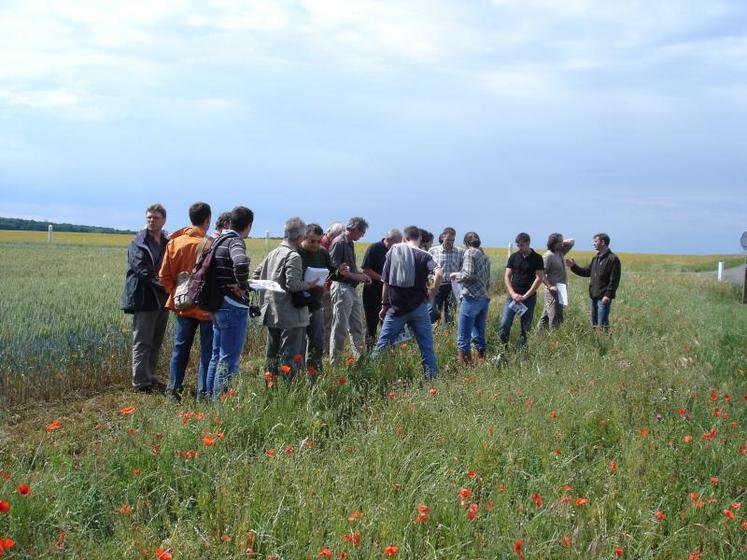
159, 202, 213, 401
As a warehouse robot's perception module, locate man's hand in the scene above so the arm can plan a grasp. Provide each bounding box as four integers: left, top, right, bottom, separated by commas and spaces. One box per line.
228, 284, 246, 299
511, 292, 523, 303
449, 272, 458, 281
602, 296, 610, 305
339, 263, 351, 275
548, 285, 557, 293
565, 257, 576, 267
358, 272, 372, 285
379, 305, 389, 320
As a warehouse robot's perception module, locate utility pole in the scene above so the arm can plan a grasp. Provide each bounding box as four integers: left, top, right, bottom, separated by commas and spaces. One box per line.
741, 231, 747, 304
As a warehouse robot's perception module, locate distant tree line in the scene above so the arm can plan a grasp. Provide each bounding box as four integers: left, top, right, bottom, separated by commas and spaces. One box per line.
0, 216, 136, 235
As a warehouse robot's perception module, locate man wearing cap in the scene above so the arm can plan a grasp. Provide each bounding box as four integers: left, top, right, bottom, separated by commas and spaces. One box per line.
329, 217, 371, 362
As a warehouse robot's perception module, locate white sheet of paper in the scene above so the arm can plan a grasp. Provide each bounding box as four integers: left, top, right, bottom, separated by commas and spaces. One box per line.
508, 300, 528, 316
304, 267, 329, 288
249, 279, 284, 293
556, 283, 568, 306
451, 279, 462, 301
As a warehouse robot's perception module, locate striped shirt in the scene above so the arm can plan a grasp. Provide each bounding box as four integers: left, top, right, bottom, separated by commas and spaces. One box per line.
429, 245, 464, 277
213, 231, 251, 306
453, 247, 491, 299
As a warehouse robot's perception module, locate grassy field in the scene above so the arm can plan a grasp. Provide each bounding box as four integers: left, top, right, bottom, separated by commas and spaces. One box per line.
0, 230, 745, 558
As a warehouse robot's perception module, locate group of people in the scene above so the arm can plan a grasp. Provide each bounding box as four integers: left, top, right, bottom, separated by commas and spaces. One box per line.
121, 202, 622, 399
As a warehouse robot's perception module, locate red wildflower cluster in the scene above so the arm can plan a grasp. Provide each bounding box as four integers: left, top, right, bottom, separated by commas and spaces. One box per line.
119, 406, 136, 416
155, 547, 172, 560
0, 501, 9, 513
0, 538, 17, 555
342, 532, 361, 546
46, 420, 62, 432
415, 503, 430, 523
383, 546, 399, 556
17, 484, 30, 496
531, 493, 544, 508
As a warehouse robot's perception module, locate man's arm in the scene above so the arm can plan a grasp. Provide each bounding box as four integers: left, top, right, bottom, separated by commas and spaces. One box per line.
568, 258, 591, 277
285, 252, 305, 293
504, 268, 521, 303
429, 267, 443, 300
451, 250, 474, 284
158, 244, 176, 295
379, 282, 390, 320
229, 240, 250, 289
603, 256, 621, 302
524, 270, 545, 299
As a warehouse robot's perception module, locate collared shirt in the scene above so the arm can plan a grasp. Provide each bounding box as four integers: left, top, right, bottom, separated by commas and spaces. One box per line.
506, 249, 544, 293
329, 232, 359, 286
429, 244, 464, 277
454, 247, 491, 299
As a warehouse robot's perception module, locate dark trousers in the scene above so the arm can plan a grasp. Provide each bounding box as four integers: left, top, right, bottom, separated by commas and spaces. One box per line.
362, 281, 383, 345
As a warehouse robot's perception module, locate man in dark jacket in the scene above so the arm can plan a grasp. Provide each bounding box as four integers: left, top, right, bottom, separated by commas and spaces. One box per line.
121, 204, 169, 392
567, 232, 621, 332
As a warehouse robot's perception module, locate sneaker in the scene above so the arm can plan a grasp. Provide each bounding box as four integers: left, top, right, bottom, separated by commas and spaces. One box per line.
491, 353, 507, 366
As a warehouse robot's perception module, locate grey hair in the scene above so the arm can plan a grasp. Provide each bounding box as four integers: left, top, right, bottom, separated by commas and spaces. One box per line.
346, 216, 368, 232
386, 228, 403, 243
284, 217, 306, 240
326, 222, 345, 238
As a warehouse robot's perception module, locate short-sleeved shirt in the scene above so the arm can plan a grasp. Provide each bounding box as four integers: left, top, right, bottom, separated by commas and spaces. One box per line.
362, 240, 389, 285
506, 249, 544, 294
329, 233, 359, 286
382, 247, 437, 316
298, 246, 335, 309
543, 251, 567, 286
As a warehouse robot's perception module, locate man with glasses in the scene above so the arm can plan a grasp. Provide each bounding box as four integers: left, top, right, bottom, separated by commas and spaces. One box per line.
499, 232, 545, 349
329, 217, 371, 363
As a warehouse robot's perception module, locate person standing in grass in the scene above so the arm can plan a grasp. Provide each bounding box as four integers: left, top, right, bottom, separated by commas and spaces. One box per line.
329, 217, 371, 363
372, 226, 443, 379
254, 218, 313, 378
159, 202, 213, 401
121, 203, 169, 393
451, 232, 491, 365
429, 227, 464, 326
321, 221, 345, 355
499, 232, 545, 349
537, 233, 575, 330
298, 223, 337, 373
206, 206, 254, 398
361, 228, 403, 346
567, 232, 621, 333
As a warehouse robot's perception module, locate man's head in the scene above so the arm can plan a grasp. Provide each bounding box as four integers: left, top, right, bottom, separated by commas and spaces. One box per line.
383, 228, 403, 248
441, 227, 456, 250
215, 211, 231, 232
463, 231, 481, 249
346, 217, 368, 242
325, 222, 345, 240
189, 202, 212, 229
230, 206, 254, 239
547, 232, 564, 253
515, 232, 531, 255
284, 217, 306, 246
302, 223, 324, 252
403, 225, 421, 246
145, 203, 167, 236
593, 233, 610, 252
419, 229, 434, 251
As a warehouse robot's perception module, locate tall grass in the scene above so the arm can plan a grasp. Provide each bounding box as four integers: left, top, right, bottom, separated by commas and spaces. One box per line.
0, 232, 745, 558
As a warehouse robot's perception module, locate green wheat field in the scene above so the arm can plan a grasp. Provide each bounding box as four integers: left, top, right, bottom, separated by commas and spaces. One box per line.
0, 230, 745, 559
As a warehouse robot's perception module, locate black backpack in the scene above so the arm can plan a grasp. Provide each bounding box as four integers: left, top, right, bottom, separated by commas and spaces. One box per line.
187, 232, 237, 312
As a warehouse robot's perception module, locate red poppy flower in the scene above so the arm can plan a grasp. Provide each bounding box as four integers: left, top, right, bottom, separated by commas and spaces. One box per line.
733, 502, 742, 509
614, 546, 623, 557
203, 434, 215, 447
561, 535, 571, 548
683, 434, 693, 443
549, 410, 558, 420
0, 538, 16, 552
710, 476, 719, 486
608, 460, 617, 472
513, 539, 525, 559
575, 497, 588, 507
228, 387, 237, 397
383, 546, 399, 556
531, 493, 544, 508
654, 511, 666, 521
342, 532, 361, 546
285, 446, 294, 455
132, 468, 141, 476
459, 487, 472, 499
497, 483, 505, 492
308, 366, 317, 377
120, 406, 136, 416
155, 547, 172, 560
280, 364, 291, 374
127, 427, 137, 436
467, 502, 479, 521
0, 501, 8, 513
638, 428, 649, 437
348, 510, 364, 522
467, 470, 477, 479
264, 371, 274, 388
346, 356, 356, 366
265, 448, 276, 458
17, 484, 30, 496
338, 376, 347, 385
119, 504, 132, 514
429, 387, 438, 397
46, 420, 62, 432
723, 509, 735, 520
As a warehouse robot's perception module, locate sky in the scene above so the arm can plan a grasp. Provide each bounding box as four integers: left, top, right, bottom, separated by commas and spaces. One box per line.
1, 0, 746, 254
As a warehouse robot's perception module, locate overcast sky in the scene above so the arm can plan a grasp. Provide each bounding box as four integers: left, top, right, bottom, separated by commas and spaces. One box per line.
1, 0, 745, 253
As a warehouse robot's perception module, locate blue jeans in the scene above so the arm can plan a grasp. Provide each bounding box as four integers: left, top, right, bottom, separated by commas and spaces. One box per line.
457, 296, 489, 353
372, 302, 438, 379
206, 301, 249, 398
429, 284, 455, 324
591, 298, 612, 331
499, 294, 537, 347
168, 315, 213, 397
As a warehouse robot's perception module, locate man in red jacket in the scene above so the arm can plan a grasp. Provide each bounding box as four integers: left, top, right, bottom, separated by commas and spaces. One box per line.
159, 202, 213, 401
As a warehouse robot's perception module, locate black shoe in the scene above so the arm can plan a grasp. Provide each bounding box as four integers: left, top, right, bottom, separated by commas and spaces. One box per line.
151, 381, 168, 393
133, 385, 155, 394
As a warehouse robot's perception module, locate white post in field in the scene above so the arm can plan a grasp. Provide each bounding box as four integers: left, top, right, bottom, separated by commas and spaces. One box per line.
717, 261, 724, 282
507, 242, 513, 260
48, 224, 53, 244
265, 230, 270, 250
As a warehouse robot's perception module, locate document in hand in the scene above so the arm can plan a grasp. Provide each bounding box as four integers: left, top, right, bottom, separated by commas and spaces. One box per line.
304, 267, 329, 288
451, 279, 461, 301
556, 283, 568, 306
249, 279, 285, 292
508, 299, 529, 316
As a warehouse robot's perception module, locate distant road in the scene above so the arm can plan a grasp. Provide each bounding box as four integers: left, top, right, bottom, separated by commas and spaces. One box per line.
699, 263, 746, 284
